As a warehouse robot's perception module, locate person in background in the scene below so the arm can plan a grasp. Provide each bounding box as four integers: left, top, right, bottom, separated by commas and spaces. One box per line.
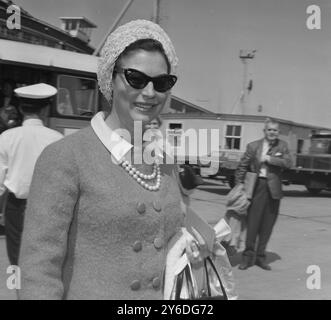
143, 117, 164, 159
0, 79, 22, 133
145, 117, 194, 209
145, 117, 162, 130
0, 83, 63, 266
222, 183, 250, 256
235, 118, 292, 271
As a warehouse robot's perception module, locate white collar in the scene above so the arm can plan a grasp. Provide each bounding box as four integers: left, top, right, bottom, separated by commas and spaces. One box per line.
91, 111, 174, 163
22, 118, 44, 126
91, 112, 133, 163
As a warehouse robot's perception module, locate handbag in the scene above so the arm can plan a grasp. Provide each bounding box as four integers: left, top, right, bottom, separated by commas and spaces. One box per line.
243, 172, 257, 199
171, 256, 228, 300
179, 164, 204, 190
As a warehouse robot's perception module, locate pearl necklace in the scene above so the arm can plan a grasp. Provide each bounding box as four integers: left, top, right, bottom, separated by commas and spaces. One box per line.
121, 160, 161, 191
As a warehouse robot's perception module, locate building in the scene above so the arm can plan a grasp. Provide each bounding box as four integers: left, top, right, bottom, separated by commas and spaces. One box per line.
0, 0, 96, 54
165, 95, 214, 115
160, 111, 331, 160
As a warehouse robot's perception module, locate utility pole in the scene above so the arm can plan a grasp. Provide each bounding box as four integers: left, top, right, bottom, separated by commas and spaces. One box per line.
153, 0, 160, 24
239, 49, 256, 114
93, 0, 135, 56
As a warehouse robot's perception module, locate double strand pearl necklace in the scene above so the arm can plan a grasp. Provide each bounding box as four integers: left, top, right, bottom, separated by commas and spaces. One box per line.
121, 160, 161, 191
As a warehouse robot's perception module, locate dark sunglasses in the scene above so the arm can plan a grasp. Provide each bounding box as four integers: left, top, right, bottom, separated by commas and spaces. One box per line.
115, 68, 177, 93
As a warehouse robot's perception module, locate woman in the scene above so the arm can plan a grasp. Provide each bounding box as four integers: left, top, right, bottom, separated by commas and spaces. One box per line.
18, 19, 197, 300
145, 117, 162, 130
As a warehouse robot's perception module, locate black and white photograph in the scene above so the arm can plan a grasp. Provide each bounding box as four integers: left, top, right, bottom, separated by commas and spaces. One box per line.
0, 0, 330, 303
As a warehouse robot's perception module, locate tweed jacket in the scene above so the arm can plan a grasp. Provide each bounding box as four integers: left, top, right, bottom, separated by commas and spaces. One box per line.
18, 126, 184, 300
235, 138, 292, 199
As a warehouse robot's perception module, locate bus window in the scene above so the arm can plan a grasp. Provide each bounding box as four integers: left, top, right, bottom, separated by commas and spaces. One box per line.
57, 75, 97, 117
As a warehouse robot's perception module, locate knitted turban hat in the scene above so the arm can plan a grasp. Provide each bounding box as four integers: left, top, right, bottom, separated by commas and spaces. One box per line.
97, 19, 179, 102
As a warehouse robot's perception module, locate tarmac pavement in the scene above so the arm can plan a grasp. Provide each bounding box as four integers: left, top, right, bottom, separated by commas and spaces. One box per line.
0, 179, 330, 300
191, 179, 331, 300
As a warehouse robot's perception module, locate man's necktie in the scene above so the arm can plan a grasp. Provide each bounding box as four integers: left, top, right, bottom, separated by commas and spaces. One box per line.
267, 142, 274, 155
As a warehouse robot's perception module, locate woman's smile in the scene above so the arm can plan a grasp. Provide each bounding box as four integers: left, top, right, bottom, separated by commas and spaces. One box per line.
134, 102, 157, 113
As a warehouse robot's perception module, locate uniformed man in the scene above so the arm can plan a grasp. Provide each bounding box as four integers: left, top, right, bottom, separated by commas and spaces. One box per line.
0, 83, 63, 265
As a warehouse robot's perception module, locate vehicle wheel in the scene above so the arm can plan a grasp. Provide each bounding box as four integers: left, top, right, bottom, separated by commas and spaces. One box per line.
306, 187, 322, 195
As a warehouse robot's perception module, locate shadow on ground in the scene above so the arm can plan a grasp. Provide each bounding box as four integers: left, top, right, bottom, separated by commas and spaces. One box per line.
197, 185, 230, 196
229, 251, 282, 268
198, 178, 331, 198
283, 189, 331, 198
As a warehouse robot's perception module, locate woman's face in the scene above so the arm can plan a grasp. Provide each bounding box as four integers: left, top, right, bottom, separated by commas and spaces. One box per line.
149, 119, 160, 129
112, 50, 170, 130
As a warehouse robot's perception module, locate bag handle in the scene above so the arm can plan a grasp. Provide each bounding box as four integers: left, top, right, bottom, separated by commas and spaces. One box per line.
204, 256, 228, 300
174, 263, 196, 300
174, 257, 228, 300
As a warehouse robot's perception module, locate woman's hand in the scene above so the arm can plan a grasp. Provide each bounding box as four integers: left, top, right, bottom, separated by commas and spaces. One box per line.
185, 227, 210, 265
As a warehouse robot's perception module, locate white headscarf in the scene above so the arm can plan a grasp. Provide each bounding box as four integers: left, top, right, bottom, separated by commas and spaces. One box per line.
97, 19, 179, 102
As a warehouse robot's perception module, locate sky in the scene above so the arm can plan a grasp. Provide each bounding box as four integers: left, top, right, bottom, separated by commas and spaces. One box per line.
11, 0, 331, 128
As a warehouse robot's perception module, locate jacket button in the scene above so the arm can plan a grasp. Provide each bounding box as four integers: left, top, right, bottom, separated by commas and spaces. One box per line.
152, 277, 161, 289
136, 202, 146, 214
154, 238, 163, 249
153, 201, 162, 212
130, 280, 141, 291
132, 241, 142, 252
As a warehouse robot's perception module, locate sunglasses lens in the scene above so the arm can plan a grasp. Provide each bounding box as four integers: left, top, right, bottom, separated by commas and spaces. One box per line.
154, 75, 177, 92
124, 70, 147, 89
124, 69, 177, 92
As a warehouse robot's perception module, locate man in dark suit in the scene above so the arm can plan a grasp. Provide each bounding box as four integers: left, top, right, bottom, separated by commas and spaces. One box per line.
235, 118, 292, 270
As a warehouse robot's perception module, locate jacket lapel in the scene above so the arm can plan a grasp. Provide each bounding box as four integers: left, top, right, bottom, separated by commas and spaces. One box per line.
253, 139, 264, 172
267, 139, 280, 156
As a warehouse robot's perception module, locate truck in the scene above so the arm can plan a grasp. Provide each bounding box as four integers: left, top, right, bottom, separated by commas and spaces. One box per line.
200, 129, 331, 195
284, 130, 331, 194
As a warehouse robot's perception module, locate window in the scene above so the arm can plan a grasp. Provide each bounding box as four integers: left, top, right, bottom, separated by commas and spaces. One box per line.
225, 125, 241, 150
57, 75, 98, 117
167, 123, 183, 147
310, 139, 330, 155
297, 139, 304, 154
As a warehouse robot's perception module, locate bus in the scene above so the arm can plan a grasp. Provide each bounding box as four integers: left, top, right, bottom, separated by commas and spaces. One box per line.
0, 39, 111, 228
0, 38, 108, 135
